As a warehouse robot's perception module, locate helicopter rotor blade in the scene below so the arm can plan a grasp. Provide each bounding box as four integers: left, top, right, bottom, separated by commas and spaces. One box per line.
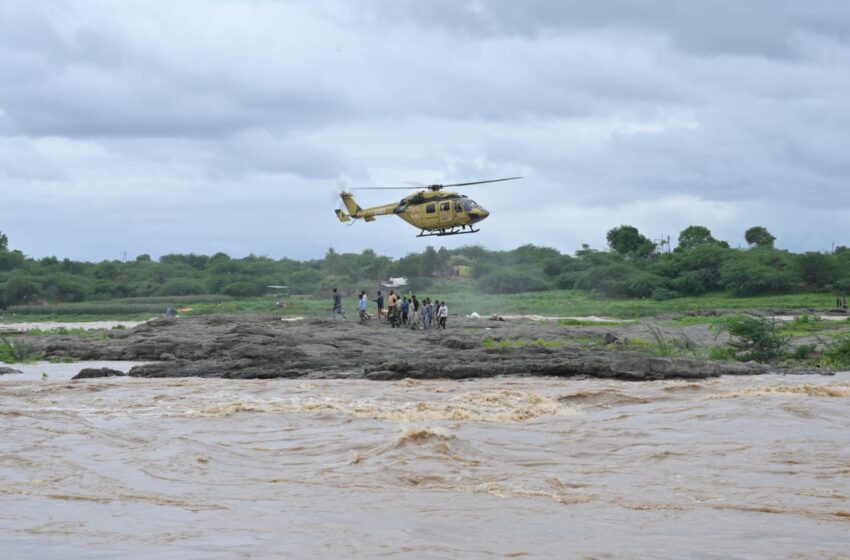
352, 186, 415, 191
441, 176, 523, 188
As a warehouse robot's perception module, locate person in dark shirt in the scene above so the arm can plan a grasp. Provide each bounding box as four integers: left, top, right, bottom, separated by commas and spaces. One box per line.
376, 291, 385, 320
331, 288, 346, 320
401, 297, 410, 324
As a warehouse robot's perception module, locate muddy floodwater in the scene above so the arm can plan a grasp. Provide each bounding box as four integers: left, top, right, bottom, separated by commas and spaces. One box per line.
1, 364, 849, 559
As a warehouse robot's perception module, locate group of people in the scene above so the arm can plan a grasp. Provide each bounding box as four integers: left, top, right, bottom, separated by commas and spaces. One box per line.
333, 288, 448, 329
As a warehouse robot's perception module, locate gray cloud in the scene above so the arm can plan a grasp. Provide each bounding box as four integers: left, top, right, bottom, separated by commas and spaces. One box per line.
0, 0, 848, 260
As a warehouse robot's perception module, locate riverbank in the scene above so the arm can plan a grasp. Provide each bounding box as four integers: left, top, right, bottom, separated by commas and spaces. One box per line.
10, 314, 840, 381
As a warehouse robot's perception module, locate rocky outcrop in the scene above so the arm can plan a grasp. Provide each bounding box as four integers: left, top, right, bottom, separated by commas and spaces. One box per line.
72, 367, 127, 380
16, 315, 829, 381
0, 366, 22, 375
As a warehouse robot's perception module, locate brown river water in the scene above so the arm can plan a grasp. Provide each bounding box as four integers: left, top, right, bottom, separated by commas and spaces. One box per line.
1, 363, 849, 559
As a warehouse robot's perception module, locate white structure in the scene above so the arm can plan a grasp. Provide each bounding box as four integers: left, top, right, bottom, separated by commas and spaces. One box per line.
380, 277, 408, 288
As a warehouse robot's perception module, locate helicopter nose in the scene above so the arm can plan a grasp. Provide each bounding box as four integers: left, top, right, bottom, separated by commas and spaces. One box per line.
469, 208, 489, 222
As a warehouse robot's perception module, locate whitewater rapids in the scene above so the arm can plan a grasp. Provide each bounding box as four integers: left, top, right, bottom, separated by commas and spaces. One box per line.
1, 364, 848, 558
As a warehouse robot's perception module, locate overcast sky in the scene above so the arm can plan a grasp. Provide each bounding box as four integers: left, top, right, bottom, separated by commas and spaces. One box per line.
1, 0, 848, 261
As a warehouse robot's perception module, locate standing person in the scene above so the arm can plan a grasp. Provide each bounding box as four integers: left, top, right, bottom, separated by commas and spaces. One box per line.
411, 295, 420, 325
438, 301, 448, 329
424, 298, 434, 329
331, 288, 346, 320
358, 291, 369, 322
401, 297, 410, 324
375, 291, 385, 320
388, 290, 398, 323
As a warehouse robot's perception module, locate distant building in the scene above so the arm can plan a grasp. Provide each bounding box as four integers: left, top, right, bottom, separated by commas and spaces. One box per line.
380, 277, 408, 288
265, 285, 290, 296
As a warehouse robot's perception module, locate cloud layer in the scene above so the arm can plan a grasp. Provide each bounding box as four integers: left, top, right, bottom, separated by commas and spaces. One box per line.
1, 0, 848, 260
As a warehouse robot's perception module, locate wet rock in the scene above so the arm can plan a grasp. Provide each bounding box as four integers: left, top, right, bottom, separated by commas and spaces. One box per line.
19, 314, 832, 382
437, 336, 479, 350
72, 367, 127, 380
0, 366, 22, 375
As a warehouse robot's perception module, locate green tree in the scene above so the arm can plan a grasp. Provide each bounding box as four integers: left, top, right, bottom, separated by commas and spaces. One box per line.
797, 252, 836, 288
2, 273, 41, 306
720, 252, 793, 296
677, 225, 718, 252
606, 225, 655, 257
745, 226, 776, 248
0, 231, 7, 251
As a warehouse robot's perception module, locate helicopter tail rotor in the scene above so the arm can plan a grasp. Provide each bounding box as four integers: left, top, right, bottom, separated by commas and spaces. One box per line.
334, 208, 351, 223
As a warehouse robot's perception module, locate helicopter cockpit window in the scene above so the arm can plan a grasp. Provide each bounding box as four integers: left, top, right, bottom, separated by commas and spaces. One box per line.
425, 203, 436, 214
462, 200, 476, 212
440, 202, 450, 211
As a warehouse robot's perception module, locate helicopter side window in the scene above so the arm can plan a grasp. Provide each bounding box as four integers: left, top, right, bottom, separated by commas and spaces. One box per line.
455, 201, 463, 212
425, 203, 436, 214
440, 202, 451, 212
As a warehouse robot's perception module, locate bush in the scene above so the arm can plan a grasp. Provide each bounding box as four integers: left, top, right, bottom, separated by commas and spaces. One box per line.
651, 287, 678, 301
221, 282, 263, 297
575, 265, 665, 298
818, 339, 850, 369
672, 269, 714, 296
477, 269, 550, 294
554, 272, 577, 290
716, 315, 789, 362
720, 255, 793, 296
2, 274, 41, 306
161, 278, 207, 296
793, 343, 817, 360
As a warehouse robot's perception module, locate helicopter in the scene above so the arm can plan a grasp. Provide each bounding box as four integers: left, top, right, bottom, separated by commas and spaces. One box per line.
334, 176, 522, 237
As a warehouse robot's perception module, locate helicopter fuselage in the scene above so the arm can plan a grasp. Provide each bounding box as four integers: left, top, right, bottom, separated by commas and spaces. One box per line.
336, 189, 489, 236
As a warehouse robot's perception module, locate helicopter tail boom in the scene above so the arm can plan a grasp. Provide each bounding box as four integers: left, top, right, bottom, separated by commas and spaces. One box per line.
340, 192, 362, 217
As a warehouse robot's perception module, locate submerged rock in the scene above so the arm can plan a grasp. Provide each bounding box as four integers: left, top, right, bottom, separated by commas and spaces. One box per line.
72, 367, 127, 380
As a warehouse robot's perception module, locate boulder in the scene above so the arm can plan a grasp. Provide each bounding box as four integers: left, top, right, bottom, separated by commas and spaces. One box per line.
72, 367, 127, 380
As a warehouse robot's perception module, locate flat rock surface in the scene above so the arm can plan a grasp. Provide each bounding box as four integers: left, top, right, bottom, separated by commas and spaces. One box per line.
17, 314, 827, 381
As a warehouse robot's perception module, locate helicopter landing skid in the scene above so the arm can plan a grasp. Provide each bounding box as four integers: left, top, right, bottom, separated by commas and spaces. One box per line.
417, 226, 480, 237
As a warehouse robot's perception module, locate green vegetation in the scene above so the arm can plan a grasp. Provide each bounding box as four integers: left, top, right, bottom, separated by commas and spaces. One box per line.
817, 339, 850, 369
1, 225, 848, 320
0, 336, 41, 363
714, 315, 789, 362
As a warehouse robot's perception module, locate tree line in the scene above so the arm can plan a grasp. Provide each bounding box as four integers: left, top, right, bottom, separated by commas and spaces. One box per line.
0, 225, 848, 308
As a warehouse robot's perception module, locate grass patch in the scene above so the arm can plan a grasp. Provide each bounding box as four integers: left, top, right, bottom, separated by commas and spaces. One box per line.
1, 290, 840, 323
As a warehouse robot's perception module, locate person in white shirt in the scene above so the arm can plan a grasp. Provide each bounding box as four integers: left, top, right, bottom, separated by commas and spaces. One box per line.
438, 302, 448, 329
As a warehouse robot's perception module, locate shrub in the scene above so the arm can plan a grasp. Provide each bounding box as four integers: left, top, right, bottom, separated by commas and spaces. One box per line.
651, 287, 678, 301
818, 339, 850, 369
221, 282, 263, 297
720, 255, 793, 296
161, 278, 207, 296
0, 337, 41, 363
716, 315, 789, 362
793, 343, 817, 360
